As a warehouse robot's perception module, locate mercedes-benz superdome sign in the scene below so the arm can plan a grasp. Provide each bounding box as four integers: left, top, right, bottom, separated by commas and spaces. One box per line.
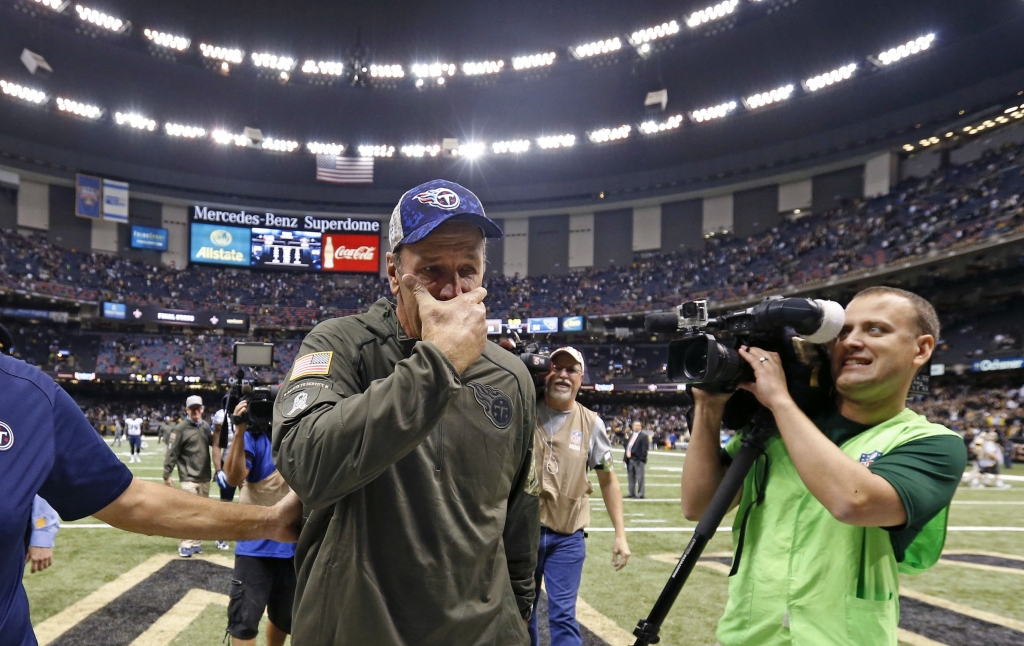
189, 205, 383, 273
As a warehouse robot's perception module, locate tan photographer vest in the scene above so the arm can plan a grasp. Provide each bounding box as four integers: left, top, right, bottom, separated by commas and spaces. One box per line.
535, 402, 598, 535
239, 469, 290, 507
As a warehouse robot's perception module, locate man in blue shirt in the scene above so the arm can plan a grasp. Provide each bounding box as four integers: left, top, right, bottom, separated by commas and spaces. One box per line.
0, 348, 302, 646
224, 401, 295, 646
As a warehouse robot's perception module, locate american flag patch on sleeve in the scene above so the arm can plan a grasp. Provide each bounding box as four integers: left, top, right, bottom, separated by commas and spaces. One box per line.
289, 351, 334, 381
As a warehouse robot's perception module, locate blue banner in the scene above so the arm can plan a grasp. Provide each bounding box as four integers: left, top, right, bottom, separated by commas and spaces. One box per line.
190, 223, 251, 266
527, 317, 559, 333
102, 303, 127, 320
972, 357, 1024, 372
131, 226, 169, 251
75, 174, 101, 219
102, 179, 129, 223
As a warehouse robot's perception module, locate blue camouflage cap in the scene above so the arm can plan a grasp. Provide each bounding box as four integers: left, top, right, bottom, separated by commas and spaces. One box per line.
388, 179, 503, 250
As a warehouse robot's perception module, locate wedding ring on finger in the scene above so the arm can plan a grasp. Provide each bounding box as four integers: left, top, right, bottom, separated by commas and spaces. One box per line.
759, 357, 769, 363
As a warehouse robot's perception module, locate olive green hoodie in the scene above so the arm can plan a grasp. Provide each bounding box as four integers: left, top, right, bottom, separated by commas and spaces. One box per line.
273, 299, 539, 645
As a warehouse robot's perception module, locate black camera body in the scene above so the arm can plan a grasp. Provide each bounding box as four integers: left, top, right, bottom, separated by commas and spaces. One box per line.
224, 342, 278, 436
647, 296, 845, 428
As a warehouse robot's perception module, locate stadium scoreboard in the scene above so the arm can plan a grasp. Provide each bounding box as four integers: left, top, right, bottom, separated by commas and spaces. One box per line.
189, 205, 382, 273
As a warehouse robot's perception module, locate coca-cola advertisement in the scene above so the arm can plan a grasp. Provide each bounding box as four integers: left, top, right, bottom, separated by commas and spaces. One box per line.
321, 234, 380, 273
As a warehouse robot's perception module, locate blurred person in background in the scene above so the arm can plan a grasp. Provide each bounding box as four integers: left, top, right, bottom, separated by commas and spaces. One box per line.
163, 395, 214, 557
624, 421, 649, 499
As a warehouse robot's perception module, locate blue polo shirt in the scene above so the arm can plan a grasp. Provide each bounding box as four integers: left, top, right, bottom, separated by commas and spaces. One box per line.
234, 431, 295, 559
0, 354, 133, 646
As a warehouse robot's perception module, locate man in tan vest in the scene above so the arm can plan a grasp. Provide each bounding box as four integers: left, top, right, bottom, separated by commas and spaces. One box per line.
529, 347, 630, 646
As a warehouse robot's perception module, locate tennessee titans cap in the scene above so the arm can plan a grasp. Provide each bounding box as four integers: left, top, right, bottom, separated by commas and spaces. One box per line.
389, 179, 503, 250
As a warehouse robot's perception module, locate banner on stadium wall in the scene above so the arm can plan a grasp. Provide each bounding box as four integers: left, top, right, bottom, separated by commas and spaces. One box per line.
972, 357, 1024, 372
124, 305, 249, 330
102, 179, 129, 222
188, 205, 381, 273
130, 226, 169, 251
0, 307, 69, 323
190, 223, 251, 266
75, 174, 102, 219
321, 233, 380, 273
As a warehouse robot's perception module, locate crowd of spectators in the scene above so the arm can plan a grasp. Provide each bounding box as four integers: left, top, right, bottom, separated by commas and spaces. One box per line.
1, 142, 1022, 329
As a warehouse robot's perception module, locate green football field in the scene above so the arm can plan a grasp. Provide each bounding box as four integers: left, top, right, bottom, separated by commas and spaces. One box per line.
24, 440, 1024, 645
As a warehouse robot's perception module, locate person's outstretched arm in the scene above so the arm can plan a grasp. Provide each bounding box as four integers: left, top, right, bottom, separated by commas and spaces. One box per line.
94, 478, 301, 542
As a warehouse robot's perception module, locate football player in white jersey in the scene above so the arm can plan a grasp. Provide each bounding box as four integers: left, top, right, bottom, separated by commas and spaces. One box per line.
125, 416, 144, 463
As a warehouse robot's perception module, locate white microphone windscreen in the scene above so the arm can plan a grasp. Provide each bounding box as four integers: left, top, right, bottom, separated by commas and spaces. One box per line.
804, 299, 846, 343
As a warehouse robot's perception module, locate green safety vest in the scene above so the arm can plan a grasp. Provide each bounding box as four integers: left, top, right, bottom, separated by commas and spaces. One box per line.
717, 408, 960, 646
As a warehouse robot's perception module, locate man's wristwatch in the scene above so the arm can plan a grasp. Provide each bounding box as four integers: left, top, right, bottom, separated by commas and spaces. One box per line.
231, 414, 245, 425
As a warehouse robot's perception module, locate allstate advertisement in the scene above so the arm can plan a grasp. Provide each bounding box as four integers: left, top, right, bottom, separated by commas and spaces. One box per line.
190, 223, 251, 266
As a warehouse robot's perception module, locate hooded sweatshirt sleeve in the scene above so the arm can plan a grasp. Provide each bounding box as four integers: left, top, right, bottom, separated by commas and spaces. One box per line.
273, 321, 463, 510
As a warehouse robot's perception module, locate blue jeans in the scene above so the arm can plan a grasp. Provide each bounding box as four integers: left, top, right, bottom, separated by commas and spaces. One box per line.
529, 527, 586, 646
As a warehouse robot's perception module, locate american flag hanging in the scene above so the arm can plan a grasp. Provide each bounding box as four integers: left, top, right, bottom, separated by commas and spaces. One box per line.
316, 154, 374, 184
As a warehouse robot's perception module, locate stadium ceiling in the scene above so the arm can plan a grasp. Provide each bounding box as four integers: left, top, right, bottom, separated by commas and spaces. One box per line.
0, 0, 1023, 210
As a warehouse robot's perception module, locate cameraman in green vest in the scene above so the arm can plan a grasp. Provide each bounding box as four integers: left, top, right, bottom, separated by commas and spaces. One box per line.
681, 286, 966, 645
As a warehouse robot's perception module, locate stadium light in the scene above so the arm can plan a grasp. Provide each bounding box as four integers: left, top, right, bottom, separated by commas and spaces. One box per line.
536, 134, 576, 149
302, 60, 344, 76
165, 122, 206, 138
74, 4, 127, 33
200, 43, 244, 64
690, 100, 737, 123
492, 139, 530, 154
742, 84, 795, 110
400, 144, 441, 157
412, 63, 456, 78
252, 53, 295, 71
358, 145, 395, 157
212, 129, 250, 147
453, 142, 485, 159
462, 60, 504, 76
306, 142, 345, 155
588, 124, 631, 143
875, 34, 935, 66
0, 80, 47, 105
261, 137, 299, 152
802, 63, 857, 92
114, 112, 156, 131
370, 64, 404, 78
143, 28, 190, 51
572, 38, 621, 60
512, 52, 556, 70
31, 0, 66, 12
639, 114, 683, 135
629, 20, 679, 46
56, 97, 102, 119
686, 0, 738, 28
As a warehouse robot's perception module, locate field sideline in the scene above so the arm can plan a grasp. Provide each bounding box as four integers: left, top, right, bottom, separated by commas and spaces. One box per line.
24, 440, 1024, 645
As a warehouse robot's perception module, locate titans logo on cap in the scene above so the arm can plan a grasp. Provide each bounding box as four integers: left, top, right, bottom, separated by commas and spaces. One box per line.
414, 188, 461, 210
